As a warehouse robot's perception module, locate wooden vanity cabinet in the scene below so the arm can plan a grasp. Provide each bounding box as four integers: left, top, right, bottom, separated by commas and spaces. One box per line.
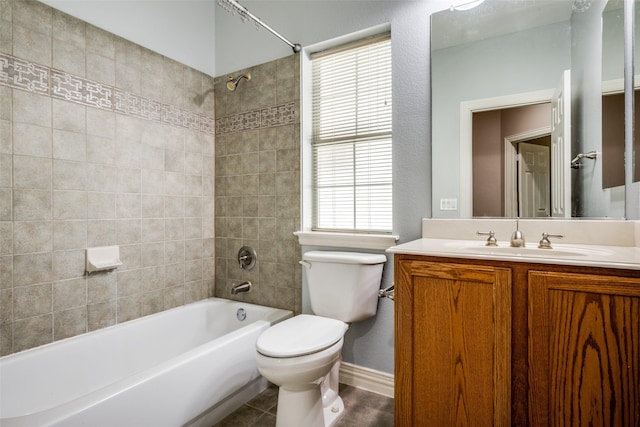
394, 254, 640, 427
528, 270, 640, 426
394, 257, 512, 426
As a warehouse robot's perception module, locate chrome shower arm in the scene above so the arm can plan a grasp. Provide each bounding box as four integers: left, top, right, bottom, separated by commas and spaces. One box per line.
218, 0, 302, 53
570, 150, 599, 169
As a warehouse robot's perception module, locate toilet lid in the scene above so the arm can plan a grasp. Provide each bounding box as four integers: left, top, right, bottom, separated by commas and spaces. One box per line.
257, 315, 348, 358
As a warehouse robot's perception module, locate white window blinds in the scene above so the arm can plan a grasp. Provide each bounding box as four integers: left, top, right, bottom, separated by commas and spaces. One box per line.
311, 34, 392, 233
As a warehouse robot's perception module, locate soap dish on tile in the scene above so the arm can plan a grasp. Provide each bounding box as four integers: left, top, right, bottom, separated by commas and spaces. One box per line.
86, 246, 123, 273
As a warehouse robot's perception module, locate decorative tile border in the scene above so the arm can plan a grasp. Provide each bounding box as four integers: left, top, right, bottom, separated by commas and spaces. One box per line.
215, 102, 297, 135
0, 53, 214, 135
0, 54, 49, 95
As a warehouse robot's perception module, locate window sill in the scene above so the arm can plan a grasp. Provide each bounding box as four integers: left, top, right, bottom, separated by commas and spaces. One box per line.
294, 231, 399, 251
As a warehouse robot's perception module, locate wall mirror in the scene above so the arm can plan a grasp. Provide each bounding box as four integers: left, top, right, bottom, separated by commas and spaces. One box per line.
431, 0, 627, 219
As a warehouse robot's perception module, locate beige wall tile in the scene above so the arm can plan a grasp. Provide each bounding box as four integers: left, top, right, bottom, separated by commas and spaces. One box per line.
53, 41, 85, 76
53, 130, 86, 162
13, 24, 51, 66
13, 122, 52, 158
54, 306, 87, 341
142, 290, 164, 316
13, 221, 52, 254
14, 282, 52, 319
13, 314, 52, 352
116, 194, 141, 219
87, 300, 115, 331
13, 155, 52, 189
52, 249, 85, 281
0, 255, 13, 289
53, 190, 87, 220
87, 219, 116, 247
5, 2, 216, 354
0, 288, 12, 324
53, 277, 87, 311
13, 189, 51, 221
13, 90, 51, 127
141, 241, 164, 267
0, 189, 11, 220
118, 243, 141, 271
53, 99, 86, 133
163, 285, 184, 309
165, 262, 184, 288
0, 119, 12, 153
53, 159, 86, 191
117, 268, 142, 297
87, 271, 116, 304
86, 164, 118, 192
0, 154, 11, 188
117, 294, 141, 323
87, 193, 115, 219
0, 222, 11, 256
117, 219, 141, 245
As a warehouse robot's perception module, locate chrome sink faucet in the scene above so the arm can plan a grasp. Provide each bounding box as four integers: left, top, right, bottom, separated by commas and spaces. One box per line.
510, 219, 525, 247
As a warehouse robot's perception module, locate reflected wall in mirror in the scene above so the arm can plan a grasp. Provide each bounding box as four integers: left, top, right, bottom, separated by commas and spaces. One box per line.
431, 0, 626, 219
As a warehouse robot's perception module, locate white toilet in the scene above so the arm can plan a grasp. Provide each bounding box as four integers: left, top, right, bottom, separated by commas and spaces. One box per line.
255, 251, 386, 427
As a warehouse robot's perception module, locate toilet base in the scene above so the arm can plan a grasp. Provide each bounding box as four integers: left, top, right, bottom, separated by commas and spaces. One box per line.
275, 385, 345, 427
322, 395, 344, 427
274, 360, 345, 427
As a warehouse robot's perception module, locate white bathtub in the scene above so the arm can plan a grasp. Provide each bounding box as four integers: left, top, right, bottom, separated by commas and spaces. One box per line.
0, 298, 292, 427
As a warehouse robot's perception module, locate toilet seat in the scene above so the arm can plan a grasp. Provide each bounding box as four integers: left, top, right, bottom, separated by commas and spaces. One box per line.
257, 315, 348, 358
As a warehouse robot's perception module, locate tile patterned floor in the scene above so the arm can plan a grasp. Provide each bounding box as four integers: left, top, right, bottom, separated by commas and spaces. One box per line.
213, 383, 394, 427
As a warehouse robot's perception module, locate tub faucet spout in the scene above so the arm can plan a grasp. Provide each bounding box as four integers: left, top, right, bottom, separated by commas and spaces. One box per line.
231, 281, 252, 295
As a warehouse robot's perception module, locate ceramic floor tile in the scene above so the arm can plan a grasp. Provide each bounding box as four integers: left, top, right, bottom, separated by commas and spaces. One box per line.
214, 383, 393, 427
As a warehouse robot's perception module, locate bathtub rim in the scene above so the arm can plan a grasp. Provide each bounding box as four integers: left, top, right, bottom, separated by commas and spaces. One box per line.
0, 297, 292, 361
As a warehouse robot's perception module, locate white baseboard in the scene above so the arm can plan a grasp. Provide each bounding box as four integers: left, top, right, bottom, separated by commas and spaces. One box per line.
339, 362, 394, 398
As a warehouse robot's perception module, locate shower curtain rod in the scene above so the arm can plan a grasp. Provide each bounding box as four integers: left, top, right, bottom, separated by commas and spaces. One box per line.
218, 0, 302, 53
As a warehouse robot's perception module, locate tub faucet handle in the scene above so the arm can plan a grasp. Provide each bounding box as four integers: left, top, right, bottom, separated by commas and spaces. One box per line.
538, 232, 564, 249
238, 246, 257, 270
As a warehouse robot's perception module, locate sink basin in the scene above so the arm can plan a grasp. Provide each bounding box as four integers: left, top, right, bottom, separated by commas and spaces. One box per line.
444, 241, 614, 258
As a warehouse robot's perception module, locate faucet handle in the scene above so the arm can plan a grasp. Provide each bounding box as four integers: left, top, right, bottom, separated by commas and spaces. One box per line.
476, 230, 498, 246
538, 232, 564, 249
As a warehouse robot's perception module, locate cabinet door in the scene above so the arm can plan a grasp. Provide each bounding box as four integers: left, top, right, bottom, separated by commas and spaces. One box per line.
529, 271, 640, 426
395, 259, 512, 427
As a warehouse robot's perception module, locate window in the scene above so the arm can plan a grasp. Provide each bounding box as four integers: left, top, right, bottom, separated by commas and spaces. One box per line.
311, 34, 392, 233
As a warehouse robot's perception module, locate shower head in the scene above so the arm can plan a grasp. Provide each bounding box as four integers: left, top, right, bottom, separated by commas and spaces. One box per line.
226, 73, 251, 91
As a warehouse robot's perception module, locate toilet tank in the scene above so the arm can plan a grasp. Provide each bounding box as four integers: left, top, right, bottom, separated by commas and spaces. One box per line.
302, 251, 386, 323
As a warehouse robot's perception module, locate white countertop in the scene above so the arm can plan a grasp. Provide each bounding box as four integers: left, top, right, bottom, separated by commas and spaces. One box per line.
388, 238, 640, 270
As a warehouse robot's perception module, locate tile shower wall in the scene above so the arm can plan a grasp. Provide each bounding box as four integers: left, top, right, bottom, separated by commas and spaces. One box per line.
214, 56, 301, 314
0, 0, 216, 355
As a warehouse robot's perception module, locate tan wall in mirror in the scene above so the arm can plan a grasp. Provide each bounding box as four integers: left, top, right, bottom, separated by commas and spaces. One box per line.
602, 92, 625, 188
473, 103, 552, 217
473, 110, 502, 216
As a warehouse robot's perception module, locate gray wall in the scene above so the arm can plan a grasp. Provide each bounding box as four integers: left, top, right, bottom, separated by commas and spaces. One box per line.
1, 0, 216, 355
